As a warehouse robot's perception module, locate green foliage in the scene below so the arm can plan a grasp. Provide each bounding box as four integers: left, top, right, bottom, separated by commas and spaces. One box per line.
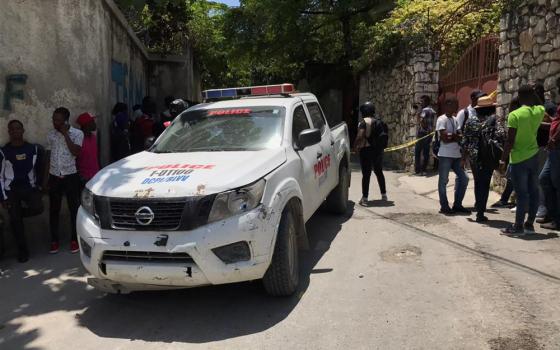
356, 0, 505, 72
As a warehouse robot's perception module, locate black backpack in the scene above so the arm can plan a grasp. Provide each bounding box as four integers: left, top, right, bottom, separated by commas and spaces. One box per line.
478, 116, 503, 170
368, 118, 389, 150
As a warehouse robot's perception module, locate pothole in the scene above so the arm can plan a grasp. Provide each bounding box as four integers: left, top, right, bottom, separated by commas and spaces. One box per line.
380, 245, 422, 264
386, 212, 448, 226
488, 330, 542, 350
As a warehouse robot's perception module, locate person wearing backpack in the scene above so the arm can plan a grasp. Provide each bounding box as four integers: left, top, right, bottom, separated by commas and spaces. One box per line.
462, 96, 505, 222
353, 101, 388, 206
456, 90, 486, 132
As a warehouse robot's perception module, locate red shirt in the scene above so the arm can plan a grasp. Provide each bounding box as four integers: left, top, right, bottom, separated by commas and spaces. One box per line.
550, 105, 560, 141
77, 134, 99, 180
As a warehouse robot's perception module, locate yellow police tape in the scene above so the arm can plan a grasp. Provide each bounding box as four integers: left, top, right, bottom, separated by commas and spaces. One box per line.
384, 131, 435, 152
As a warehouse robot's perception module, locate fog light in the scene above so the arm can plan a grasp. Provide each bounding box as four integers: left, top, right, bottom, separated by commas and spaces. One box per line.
212, 241, 251, 264
80, 237, 92, 258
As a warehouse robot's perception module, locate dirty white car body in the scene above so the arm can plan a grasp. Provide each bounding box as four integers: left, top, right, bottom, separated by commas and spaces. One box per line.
77, 88, 350, 296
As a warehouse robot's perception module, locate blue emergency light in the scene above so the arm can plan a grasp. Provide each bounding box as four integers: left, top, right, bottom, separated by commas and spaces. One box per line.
202, 83, 295, 101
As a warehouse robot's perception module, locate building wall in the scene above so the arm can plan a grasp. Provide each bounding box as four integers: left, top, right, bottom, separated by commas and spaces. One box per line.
360, 52, 440, 170
497, 0, 560, 117
0, 0, 200, 165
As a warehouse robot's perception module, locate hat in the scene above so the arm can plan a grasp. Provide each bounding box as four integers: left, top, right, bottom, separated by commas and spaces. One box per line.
76, 112, 95, 127
470, 89, 486, 100
474, 95, 497, 109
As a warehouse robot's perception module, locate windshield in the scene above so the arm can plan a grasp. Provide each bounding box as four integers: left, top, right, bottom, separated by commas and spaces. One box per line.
151, 106, 285, 153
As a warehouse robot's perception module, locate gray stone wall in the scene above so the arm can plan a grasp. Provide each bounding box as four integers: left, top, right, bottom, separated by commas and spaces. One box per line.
360, 52, 440, 170
497, 0, 560, 116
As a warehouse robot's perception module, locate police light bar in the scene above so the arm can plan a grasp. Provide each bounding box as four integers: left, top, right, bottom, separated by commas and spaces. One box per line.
202, 83, 295, 100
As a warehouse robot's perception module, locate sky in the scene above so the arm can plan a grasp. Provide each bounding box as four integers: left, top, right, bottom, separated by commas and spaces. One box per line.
214, 0, 240, 6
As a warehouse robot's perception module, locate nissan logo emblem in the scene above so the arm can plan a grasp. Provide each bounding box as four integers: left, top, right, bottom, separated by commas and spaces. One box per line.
135, 206, 155, 226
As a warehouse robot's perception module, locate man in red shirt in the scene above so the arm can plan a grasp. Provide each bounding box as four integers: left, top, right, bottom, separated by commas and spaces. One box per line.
76, 113, 100, 185
538, 91, 560, 230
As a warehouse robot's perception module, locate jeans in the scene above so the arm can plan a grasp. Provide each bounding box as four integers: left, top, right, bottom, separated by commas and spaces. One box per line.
510, 154, 539, 226
539, 149, 560, 225
500, 165, 514, 203
360, 147, 386, 198
49, 174, 81, 243
472, 166, 494, 217
438, 157, 469, 210
6, 188, 44, 255
414, 133, 432, 173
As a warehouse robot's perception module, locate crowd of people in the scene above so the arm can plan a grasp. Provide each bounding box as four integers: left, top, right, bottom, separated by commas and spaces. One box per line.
0, 95, 190, 263
355, 80, 560, 237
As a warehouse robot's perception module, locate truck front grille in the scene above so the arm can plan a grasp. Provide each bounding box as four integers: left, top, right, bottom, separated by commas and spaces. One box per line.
109, 200, 186, 230
102, 250, 194, 264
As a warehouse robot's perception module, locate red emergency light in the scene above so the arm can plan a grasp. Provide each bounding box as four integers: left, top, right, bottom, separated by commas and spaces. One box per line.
203, 83, 296, 100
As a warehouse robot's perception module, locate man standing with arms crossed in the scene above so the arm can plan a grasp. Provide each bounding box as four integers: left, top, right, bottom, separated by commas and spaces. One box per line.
45, 107, 83, 254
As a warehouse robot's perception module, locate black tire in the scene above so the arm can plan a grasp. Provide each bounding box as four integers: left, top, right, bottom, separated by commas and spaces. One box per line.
326, 164, 349, 215
263, 207, 299, 296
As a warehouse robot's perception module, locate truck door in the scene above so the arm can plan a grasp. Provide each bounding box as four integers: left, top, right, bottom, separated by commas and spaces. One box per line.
305, 102, 337, 199
292, 104, 322, 218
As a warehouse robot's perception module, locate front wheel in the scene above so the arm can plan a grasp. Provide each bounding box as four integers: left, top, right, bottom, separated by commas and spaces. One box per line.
325, 164, 350, 215
263, 208, 299, 296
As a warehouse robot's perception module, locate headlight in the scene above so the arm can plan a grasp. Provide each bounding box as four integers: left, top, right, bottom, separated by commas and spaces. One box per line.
81, 188, 96, 217
208, 179, 265, 222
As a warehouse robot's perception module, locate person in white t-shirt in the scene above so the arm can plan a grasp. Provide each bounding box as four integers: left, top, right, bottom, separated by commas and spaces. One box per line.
455, 90, 486, 130
437, 98, 470, 215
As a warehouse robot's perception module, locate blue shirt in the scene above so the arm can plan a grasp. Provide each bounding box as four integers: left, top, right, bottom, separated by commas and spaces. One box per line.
1, 142, 44, 200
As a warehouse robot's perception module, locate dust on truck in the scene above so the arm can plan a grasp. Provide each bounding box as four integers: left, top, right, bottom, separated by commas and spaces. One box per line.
77, 83, 351, 296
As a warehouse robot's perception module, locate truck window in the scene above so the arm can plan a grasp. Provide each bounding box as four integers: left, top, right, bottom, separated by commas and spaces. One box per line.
306, 102, 327, 134
292, 105, 310, 145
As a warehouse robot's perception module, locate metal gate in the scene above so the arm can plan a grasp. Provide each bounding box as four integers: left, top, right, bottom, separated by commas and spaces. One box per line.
439, 35, 499, 108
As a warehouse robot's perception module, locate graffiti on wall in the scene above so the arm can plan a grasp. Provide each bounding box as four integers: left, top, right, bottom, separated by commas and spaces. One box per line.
111, 60, 146, 107
3, 74, 28, 111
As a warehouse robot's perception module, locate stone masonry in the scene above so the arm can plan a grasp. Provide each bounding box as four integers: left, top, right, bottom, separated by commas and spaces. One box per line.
497, 0, 560, 117
360, 52, 440, 170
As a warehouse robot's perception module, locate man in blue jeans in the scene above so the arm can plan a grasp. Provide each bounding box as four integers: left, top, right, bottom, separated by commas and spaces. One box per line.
538, 103, 560, 230
499, 86, 546, 235
437, 98, 470, 215
414, 95, 436, 175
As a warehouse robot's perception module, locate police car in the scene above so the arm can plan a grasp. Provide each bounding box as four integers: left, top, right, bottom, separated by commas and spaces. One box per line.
77, 84, 351, 296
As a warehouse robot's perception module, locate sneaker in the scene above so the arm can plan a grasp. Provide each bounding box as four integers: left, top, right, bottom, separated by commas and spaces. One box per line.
452, 206, 471, 214
381, 194, 388, 201
359, 197, 368, 207
17, 251, 29, 263
476, 215, 489, 223
510, 207, 517, 213
439, 207, 455, 215
523, 222, 535, 234
536, 205, 547, 218
501, 225, 525, 236
541, 222, 560, 230
536, 216, 552, 224
49, 242, 60, 254
491, 200, 508, 208
70, 240, 80, 254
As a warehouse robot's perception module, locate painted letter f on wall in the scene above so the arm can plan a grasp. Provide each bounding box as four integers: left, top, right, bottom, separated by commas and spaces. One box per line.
3, 74, 28, 111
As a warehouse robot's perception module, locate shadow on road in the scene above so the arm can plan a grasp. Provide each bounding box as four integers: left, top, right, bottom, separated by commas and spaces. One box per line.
75, 203, 354, 343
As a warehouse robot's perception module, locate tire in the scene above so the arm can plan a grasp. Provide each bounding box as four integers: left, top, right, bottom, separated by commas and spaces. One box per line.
263, 207, 299, 296
326, 164, 349, 215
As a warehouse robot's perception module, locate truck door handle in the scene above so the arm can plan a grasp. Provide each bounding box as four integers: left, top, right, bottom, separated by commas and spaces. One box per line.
316, 152, 323, 159
330, 140, 335, 146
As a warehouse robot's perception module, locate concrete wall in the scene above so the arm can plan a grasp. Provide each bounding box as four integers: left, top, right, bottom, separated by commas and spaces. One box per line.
360, 52, 440, 170
497, 0, 560, 117
0, 0, 201, 164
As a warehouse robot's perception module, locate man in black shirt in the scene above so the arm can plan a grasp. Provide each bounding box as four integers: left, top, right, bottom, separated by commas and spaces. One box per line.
0, 120, 44, 262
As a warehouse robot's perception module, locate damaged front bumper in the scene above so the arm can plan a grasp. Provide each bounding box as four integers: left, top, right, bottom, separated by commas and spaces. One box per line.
77, 205, 279, 293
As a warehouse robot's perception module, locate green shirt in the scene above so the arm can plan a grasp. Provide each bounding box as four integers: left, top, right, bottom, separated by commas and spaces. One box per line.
507, 105, 545, 164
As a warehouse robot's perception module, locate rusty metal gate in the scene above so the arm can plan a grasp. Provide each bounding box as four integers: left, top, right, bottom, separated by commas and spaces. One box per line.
439, 35, 499, 108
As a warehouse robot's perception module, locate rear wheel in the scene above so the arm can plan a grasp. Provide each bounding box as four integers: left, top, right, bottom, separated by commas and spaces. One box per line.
326, 164, 349, 215
263, 207, 299, 296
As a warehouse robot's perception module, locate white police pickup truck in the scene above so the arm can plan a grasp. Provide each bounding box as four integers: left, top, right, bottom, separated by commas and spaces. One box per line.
78, 84, 350, 296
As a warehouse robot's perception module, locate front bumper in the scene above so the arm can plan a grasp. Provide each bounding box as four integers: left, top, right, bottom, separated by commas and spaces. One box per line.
77, 205, 279, 292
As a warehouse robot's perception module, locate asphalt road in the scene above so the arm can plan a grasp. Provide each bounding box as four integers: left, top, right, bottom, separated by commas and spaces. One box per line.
1, 169, 560, 350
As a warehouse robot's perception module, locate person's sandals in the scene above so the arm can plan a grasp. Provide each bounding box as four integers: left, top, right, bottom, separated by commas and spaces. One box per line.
501, 225, 525, 236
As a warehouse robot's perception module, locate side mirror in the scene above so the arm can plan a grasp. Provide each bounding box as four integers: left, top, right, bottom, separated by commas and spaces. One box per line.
144, 137, 155, 150
297, 128, 321, 150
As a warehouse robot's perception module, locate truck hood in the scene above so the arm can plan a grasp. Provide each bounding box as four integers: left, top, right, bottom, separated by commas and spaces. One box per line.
89, 149, 286, 198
